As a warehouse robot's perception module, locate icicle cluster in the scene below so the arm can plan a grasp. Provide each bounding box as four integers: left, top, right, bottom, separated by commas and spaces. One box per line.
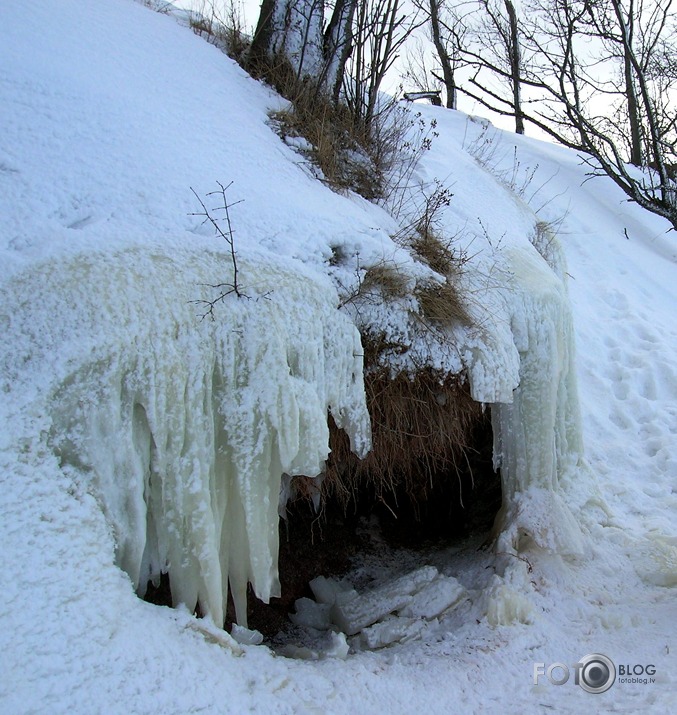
43, 248, 370, 627
465, 227, 586, 558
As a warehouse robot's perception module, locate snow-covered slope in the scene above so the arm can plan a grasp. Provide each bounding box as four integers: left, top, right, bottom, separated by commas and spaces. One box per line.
1, 1, 676, 713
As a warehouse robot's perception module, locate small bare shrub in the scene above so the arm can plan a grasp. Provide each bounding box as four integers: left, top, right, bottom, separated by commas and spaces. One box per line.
189, 182, 248, 319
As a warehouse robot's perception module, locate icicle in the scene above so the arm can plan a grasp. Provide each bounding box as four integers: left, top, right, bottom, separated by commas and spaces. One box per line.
45, 248, 371, 628
465, 228, 586, 558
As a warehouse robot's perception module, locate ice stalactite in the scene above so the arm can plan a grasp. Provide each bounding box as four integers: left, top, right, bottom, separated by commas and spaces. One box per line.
461, 225, 589, 624
466, 226, 587, 559
33, 247, 370, 628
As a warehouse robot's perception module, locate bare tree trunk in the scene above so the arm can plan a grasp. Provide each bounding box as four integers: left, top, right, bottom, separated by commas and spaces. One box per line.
248, 0, 325, 83
625, 47, 643, 166
429, 0, 456, 108
248, 0, 277, 73
504, 0, 524, 134
323, 0, 358, 103
614, 0, 643, 165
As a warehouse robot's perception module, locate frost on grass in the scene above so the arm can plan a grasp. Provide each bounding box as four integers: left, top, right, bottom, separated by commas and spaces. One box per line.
5, 246, 370, 628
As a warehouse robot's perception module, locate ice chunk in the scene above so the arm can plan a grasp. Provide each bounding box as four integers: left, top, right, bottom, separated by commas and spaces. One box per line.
309, 576, 358, 606
279, 644, 320, 661
360, 616, 427, 649
230, 624, 264, 646
324, 632, 350, 659
398, 574, 466, 619
330, 566, 438, 635
290, 597, 332, 630
486, 581, 534, 626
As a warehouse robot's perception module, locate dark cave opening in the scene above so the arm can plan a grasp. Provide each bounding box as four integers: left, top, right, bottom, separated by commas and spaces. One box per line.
144, 394, 502, 644
236, 411, 501, 639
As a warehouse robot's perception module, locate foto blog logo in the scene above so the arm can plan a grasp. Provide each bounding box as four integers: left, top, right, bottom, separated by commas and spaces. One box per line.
534, 653, 658, 693
533, 653, 616, 694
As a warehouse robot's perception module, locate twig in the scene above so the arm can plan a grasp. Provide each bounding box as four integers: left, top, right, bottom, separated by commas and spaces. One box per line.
189, 181, 248, 319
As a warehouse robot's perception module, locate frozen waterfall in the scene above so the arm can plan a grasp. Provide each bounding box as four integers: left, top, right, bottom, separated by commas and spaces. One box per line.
3, 221, 590, 632
465, 225, 587, 561
5, 246, 370, 628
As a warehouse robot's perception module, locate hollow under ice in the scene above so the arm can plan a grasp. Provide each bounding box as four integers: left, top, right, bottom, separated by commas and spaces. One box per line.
31, 218, 586, 631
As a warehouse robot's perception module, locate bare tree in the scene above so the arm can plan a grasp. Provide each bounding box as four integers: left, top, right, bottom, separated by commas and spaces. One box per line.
425, 0, 471, 109
517, 0, 677, 228
345, 0, 423, 129
457, 0, 526, 133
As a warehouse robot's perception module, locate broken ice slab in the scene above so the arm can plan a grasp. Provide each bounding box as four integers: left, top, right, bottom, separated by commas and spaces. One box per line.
360, 616, 428, 649
330, 566, 438, 635
397, 574, 467, 619
230, 624, 264, 646
309, 575, 358, 606
290, 597, 332, 630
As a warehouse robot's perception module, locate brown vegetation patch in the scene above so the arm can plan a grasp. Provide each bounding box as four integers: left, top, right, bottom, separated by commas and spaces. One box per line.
415, 280, 471, 327
293, 369, 485, 516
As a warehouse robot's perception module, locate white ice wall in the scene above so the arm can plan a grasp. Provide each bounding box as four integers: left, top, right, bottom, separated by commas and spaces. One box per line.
466, 226, 587, 561
5, 246, 370, 628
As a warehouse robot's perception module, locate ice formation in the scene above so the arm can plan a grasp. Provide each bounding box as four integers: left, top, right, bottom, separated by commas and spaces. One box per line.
470, 225, 587, 561
3, 214, 588, 637
289, 567, 468, 652
14, 246, 371, 627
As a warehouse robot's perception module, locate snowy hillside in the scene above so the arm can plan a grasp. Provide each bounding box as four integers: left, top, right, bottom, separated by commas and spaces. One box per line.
1, 1, 676, 713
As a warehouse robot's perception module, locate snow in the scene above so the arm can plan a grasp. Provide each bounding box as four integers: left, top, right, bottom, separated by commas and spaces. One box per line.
1, 0, 677, 713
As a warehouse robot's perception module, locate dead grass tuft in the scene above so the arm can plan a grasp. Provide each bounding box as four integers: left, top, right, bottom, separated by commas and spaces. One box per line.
416, 280, 471, 327
411, 231, 457, 275
318, 369, 484, 511
362, 264, 409, 298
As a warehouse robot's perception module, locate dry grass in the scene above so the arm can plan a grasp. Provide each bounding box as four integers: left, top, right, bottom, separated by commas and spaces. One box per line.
411, 231, 457, 275
270, 91, 383, 199
263, 62, 430, 200
362, 264, 409, 298
416, 280, 471, 327
314, 368, 484, 511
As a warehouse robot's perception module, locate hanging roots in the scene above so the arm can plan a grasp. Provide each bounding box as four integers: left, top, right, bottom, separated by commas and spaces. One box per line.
291, 367, 485, 515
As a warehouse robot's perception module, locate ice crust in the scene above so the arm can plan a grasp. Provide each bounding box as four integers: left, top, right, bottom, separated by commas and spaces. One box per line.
10, 247, 371, 627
